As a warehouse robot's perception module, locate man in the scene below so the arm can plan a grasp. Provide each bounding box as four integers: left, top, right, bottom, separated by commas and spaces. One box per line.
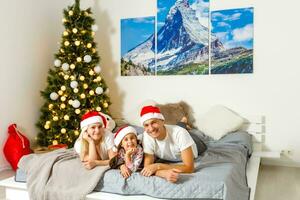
140, 105, 198, 183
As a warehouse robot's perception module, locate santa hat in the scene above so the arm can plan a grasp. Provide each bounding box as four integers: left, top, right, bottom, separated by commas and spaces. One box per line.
114, 125, 137, 146
140, 105, 165, 125
80, 111, 107, 129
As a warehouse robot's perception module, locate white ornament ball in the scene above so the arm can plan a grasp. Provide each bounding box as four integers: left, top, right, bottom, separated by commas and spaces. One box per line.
54, 59, 61, 67
70, 81, 78, 89
95, 87, 103, 95
84, 55, 92, 63
50, 92, 59, 100
92, 25, 98, 32
94, 65, 101, 74
62, 63, 69, 71
72, 100, 80, 108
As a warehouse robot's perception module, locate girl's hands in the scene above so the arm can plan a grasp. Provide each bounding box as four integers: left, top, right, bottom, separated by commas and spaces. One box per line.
82, 160, 97, 170
120, 164, 131, 178
82, 132, 93, 143
125, 147, 137, 157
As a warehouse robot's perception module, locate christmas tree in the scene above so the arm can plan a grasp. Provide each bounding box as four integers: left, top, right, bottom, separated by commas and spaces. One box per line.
36, 0, 111, 147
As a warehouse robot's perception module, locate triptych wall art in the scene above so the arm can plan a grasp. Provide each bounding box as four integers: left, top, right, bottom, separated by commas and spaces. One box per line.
121, 0, 253, 76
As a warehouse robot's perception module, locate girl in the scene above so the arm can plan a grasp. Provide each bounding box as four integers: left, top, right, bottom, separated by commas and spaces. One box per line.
74, 111, 117, 170
114, 125, 143, 178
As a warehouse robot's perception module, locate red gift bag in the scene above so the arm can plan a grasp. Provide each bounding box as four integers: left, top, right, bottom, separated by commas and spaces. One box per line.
3, 124, 32, 171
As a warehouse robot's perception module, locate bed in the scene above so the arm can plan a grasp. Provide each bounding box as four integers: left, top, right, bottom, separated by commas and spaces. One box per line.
0, 114, 278, 200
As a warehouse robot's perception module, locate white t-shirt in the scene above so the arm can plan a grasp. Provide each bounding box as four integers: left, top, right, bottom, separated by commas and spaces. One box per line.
143, 125, 198, 162
74, 129, 115, 160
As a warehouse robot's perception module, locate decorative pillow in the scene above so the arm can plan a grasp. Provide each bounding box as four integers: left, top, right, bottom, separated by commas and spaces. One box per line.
197, 105, 244, 140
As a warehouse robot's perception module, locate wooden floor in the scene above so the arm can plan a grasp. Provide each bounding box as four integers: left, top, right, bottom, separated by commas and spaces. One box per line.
1, 165, 300, 200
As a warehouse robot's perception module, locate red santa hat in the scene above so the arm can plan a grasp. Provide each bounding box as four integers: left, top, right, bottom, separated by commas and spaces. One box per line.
140, 105, 165, 125
114, 125, 137, 146
80, 111, 107, 129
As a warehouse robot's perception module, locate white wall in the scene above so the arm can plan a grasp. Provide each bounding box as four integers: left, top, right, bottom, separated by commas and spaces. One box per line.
0, 0, 299, 170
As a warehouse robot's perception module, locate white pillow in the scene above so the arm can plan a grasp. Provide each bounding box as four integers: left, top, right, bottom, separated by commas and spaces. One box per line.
198, 105, 244, 140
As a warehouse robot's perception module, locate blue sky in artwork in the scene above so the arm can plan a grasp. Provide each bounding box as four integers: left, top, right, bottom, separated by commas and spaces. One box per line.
211, 7, 253, 49
157, 0, 209, 30
121, 17, 155, 56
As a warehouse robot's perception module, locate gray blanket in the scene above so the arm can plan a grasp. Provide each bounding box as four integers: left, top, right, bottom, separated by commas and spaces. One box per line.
18, 148, 109, 200
95, 132, 251, 200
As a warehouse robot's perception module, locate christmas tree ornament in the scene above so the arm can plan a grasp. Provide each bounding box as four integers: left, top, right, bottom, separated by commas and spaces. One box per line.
74, 130, 80, 135
54, 59, 61, 67
70, 64, 75, 69
92, 48, 96, 53
64, 41, 70, 46
96, 107, 101, 111
58, 90, 63, 95
60, 96, 66, 102
95, 87, 103, 94
62, 18, 67, 23
50, 92, 59, 100
76, 57, 82, 62
87, 43, 92, 48
89, 70, 94, 76
89, 90, 95, 95
68, 99, 73, 105
53, 140, 58, 145
60, 49, 64, 53
72, 28, 78, 33
70, 75, 75, 80
92, 25, 98, 32
103, 102, 108, 108
72, 100, 80, 108
79, 75, 85, 81
80, 93, 86, 99
62, 63, 69, 71
91, 32, 95, 36
48, 104, 54, 109
53, 116, 59, 121
64, 75, 70, 80
63, 31, 69, 36
68, 10, 74, 16
60, 103, 66, 109
44, 124, 50, 129
46, 121, 51, 125
70, 81, 78, 88
73, 88, 79, 93
75, 109, 81, 114
84, 11, 89, 16
64, 115, 70, 120
83, 83, 88, 89
94, 65, 101, 73
61, 86, 66, 91
61, 128, 66, 134
97, 76, 102, 81
74, 40, 80, 46
84, 55, 92, 63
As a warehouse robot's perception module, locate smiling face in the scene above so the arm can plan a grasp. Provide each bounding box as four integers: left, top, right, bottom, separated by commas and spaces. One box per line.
121, 133, 138, 151
86, 122, 105, 141
143, 118, 166, 140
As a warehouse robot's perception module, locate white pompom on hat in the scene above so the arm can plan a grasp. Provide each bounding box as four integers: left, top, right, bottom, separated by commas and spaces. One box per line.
114, 125, 137, 146
140, 105, 165, 125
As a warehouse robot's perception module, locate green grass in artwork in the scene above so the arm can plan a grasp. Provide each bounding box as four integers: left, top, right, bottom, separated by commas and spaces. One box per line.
157, 63, 209, 75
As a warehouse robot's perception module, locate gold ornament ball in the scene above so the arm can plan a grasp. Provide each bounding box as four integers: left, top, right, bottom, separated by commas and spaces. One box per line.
70, 64, 75, 70
76, 57, 82, 62
63, 31, 68, 36
68, 99, 73, 105
72, 28, 78, 34
60, 96, 66, 101
84, 11, 89, 16
97, 76, 102, 81
79, 76, 85, 81
74, 130, 80, 135
73, 88, 79, 93
89, 70, 94, 76
44, 124, 50, 129
46, 121, 51, 125
60, 49, 64, 53
81, 30, 86, 34
91, 32, 95, 36
53, 116, 59, 121
53, 140, 58, 145
64, 115, 70, 120
61, 86, 66, 91
64, 41, 70, 46
48, 104, 53, 109
70, 75, 75, 80
75, 109, 81, 114
96, 107, 101, 111
80, 93, 86, 99
58, 90, 63, 95
60, 103, 66, 109
92, 48, 96, 53
64, 75, 69, 80
74, 41, 80, 46
83, 83, 88, 89
68, 10, 73, 16
89, 90, 95, 95
62, 18, 67, 23
87, 43, 92, 48
61, 128, 66, 134
103, 102, 108, 108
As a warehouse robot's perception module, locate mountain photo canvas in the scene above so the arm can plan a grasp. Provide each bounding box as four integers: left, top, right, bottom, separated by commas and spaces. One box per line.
211, 7, 254, 74
156, 0, 210, 75
121, 16, 155, 76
